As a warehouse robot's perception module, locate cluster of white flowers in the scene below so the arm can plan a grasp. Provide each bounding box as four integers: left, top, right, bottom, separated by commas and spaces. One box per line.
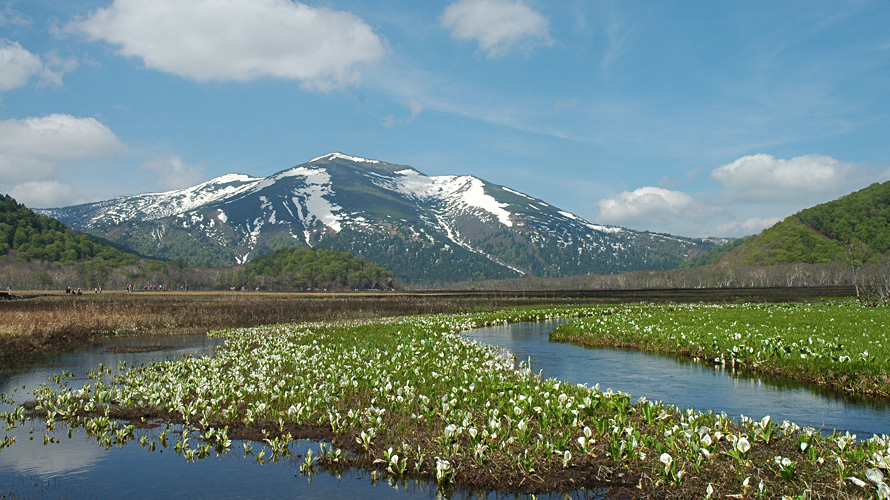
3, 305, 889, 498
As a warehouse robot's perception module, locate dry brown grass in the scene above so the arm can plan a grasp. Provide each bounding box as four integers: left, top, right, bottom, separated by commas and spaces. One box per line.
2, 286, 850, 368
0, 291, 569, 367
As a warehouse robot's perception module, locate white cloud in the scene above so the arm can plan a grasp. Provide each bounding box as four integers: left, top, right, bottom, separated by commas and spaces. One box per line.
0, 114, 127, 183
139, 156, 205, 191
67, 0, 386, 90
596, 186, 696, 229
442, 0, 552, 58
716, 217, 782, 237
9, 181, 77, 208
711, 153, 860, 203
596, 153, 888, 238
0, 39, 43, 92
0, 40, 76, 92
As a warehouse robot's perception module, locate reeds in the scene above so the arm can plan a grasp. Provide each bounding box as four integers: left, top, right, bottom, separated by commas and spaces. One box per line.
0, 292, 560, 367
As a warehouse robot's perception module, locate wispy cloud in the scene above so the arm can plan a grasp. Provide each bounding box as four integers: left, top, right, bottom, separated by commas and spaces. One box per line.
139, 156, 206, 191
0, 4, 30, 27
659, 169, 701, 188
382, 99, 425, 129
553, 97, 577, 110
601, 4, 632, 71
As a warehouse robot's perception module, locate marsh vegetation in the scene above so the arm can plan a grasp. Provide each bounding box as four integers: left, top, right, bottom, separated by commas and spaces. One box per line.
2, 300, 890, 498
552, 301, 890, 399
0, 292, 574, 368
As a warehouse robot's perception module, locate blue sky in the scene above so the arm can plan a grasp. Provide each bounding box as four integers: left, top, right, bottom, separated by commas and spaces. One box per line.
1, 0, 888, 237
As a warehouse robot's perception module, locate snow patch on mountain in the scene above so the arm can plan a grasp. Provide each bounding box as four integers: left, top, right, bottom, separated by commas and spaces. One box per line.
241, 166, 343, 239
58, 173, 263, 229
459, 178, 513, 227
376, 170, 513, 228
502, 187, 532, 199
588, 224, 624, 234
290, 167, 343, 233
212, 174, 258, 184
311, 152, 381, 164
141, 174, 262, 218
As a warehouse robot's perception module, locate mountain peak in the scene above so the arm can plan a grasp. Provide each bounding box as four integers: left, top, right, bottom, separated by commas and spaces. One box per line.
309, 152, 381, 165
38, 152, 719, 283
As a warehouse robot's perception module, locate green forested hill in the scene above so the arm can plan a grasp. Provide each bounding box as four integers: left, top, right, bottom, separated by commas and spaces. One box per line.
0, 194, 135, 266
232, 247, 393, 290
713, 180, 890, 266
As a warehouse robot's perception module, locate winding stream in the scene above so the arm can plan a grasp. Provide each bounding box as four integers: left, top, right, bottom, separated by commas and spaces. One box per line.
463, 319, 890, 437
2, 319, 888, 498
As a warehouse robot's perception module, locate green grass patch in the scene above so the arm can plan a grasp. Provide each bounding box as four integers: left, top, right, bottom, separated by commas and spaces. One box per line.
552, 300, 890, 399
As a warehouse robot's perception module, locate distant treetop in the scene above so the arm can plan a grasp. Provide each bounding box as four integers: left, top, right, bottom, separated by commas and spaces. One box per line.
235, 247, 393, 290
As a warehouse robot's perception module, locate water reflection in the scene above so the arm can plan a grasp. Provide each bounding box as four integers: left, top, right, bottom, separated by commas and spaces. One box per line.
0, 420, 102, 480
0, 332, 598, 499
464, 319, 890, 437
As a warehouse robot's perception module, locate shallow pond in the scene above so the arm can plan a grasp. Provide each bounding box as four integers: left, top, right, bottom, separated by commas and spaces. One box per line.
2, 318, 889, 498
0, 331, 596, 499
464, 319, 890, 438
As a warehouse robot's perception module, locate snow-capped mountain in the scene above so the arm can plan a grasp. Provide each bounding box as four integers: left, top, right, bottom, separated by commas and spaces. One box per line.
40, 153, 720, 283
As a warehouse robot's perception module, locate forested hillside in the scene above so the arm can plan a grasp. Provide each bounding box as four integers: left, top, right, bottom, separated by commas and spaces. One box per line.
0, 195, 135, 266
796, 181, 890, 254
713, 180, 890, 266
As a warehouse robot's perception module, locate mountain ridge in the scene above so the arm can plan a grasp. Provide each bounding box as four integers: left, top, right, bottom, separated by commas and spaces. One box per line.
40, 153, 722, 283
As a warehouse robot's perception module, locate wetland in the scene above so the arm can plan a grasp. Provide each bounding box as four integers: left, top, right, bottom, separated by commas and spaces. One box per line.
2, 293, 890, 499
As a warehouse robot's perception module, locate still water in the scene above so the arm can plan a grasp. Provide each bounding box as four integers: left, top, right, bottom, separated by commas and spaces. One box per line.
0, 331, 593, 499
2, 319, 888, 499
464, 319, 890, 437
